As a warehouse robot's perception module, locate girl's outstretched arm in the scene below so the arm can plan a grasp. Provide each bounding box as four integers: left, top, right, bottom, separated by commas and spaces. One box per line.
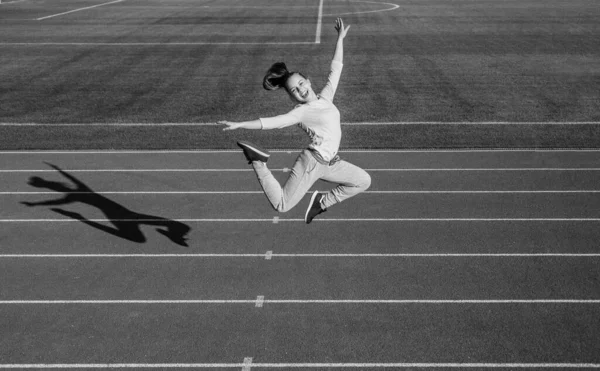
332, 18, 350, 64
219, 120, 262, 131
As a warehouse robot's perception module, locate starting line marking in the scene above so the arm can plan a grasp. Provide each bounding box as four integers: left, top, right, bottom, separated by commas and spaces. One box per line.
255, 296, 264, 308
2, 299, 600, 304
242, 358, 253, 371
0, 363, 599, 369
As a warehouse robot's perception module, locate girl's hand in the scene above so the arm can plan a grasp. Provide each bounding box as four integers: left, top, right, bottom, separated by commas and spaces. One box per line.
335, 18, 350, 39
218, 120, 242, 131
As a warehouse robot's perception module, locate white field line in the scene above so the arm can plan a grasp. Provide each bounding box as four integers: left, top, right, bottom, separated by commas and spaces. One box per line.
113, 5, 325, 9
0, 42, 315, 46
3, 190, 600, 195
2, 299, 600, 304
36, 0, 124, 20
0, 0, 26, 5
315, 0, 324, 44
341, 122, 600, 125
1, 253, 600, 258
323, 0, 400, 16
1, 218, 600, 222
2, 168, 600, 172
1, 363, 599, 369
2, 122, 600, 126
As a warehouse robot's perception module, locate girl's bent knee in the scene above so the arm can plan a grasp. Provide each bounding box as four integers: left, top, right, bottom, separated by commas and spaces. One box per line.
360, 172, 372, 191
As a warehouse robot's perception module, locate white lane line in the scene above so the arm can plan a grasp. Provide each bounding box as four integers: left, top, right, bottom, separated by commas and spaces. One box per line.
3, 191, 600, 195
366, 168, 600, 171
0, 219, 275, 222
2, 168, 600, 172
1, 218, 600, 223
1, 253, 599, 258
1, 299, 599, 304
1, 149, 600, 153
36, 0, 124, 20
291, 218, 600, 222
0, 169, 254, 172
1, 363, 600, 369
315, 0, 324, 44
342, 121, 600, 125
362, 190, 600, 193
1, 363, 599, 369
3, 122, 600, 126
5, 191, 208, 195
323, 0, 400, 16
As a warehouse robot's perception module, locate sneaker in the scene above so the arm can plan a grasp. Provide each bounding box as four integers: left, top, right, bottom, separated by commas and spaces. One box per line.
237, 141, 271, 164
305, 190, 327, 224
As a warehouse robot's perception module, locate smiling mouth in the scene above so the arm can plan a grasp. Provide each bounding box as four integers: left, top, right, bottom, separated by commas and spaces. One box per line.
301, 91, 308, 99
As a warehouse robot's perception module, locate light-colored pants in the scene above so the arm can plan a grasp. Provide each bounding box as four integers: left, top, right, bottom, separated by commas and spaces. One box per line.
252, 149, 371, 212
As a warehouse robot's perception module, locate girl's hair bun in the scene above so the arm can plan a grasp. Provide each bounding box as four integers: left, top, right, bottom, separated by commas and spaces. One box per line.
263, 62, 290, 91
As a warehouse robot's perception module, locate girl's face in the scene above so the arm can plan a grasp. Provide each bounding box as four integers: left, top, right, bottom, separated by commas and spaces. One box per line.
285, 73, 317, 103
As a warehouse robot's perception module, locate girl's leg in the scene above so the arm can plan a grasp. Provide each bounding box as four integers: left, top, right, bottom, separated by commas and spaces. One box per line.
251, 150, 324, 212
319, 160, 371, 209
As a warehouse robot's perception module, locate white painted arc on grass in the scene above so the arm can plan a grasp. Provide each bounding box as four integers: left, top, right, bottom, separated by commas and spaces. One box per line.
36, 0, 124, 20
0, 364, 599, 369
323, 0, 400, 16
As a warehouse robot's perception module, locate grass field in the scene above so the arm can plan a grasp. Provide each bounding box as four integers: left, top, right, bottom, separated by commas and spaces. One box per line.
1, 0, 600, 149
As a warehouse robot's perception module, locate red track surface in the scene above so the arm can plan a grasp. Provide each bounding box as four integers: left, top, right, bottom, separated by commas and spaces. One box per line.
1, 150, 599, 368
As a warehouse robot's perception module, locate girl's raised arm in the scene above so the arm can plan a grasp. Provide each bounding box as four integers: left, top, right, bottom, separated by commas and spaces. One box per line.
332, 18, 350, 64
319, 18, 350, 102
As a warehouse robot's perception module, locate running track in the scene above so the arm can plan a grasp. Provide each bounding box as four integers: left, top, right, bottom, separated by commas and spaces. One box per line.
1, 149, 600, 368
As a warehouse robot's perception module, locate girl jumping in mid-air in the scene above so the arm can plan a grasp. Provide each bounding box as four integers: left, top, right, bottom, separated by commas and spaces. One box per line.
219, 18, 371, 224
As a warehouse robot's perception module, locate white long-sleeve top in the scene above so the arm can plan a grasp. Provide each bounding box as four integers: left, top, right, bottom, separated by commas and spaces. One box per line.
259, 61, 344, 162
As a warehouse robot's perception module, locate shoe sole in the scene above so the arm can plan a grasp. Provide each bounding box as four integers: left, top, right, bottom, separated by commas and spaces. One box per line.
237, 141, 271, 159
304, 190, 320, 223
